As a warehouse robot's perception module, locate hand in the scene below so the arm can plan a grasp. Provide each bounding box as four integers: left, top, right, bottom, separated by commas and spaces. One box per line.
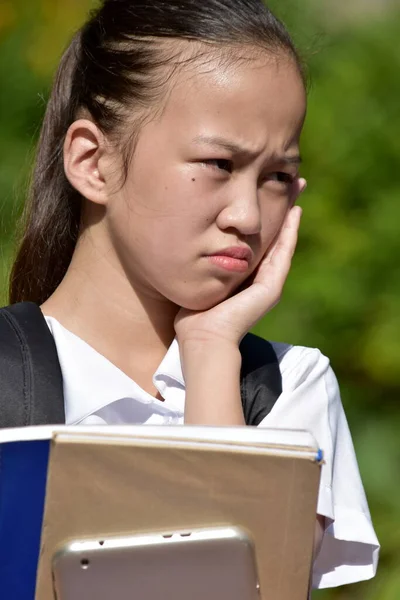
175, 202, 303, 348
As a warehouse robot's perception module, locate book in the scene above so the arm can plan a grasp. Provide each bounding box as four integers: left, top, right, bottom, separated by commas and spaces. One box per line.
0, 425, 322, 600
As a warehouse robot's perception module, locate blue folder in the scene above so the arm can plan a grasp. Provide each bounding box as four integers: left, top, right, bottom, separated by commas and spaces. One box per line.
0, 439, 50, 600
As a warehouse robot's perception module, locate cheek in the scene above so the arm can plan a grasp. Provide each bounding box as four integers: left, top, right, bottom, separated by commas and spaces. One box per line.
129, 163, 217, 227
260, 199, 291, 251
111, 172, 214, 266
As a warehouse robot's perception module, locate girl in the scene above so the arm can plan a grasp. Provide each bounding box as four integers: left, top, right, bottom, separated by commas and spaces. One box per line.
2, 0, 378, 590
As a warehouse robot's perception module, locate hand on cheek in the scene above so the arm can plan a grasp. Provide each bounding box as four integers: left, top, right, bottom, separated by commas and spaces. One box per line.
176, 207, 304, 352
179, 188, 305, 426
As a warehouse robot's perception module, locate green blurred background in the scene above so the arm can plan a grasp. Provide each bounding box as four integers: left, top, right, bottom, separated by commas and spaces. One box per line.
0, 0, 399, 598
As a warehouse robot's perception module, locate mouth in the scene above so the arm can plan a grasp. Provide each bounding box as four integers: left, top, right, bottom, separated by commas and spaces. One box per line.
206, 246, 253, 273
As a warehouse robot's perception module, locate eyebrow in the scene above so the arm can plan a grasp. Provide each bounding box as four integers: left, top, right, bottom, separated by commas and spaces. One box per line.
192, 135, 302, 165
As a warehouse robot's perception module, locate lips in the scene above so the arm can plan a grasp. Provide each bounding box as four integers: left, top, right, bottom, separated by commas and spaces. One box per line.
209, 246, 253, 262
207, 246, 253, 273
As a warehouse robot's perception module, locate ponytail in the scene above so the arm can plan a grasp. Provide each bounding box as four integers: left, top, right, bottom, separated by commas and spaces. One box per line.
9, 33, 83, 305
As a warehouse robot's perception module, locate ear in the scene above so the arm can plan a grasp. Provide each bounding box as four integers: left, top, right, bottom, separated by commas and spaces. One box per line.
63, 119, 110, 206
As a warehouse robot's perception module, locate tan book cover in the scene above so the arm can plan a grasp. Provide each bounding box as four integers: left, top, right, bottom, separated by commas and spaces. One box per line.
35, 427, 321, 600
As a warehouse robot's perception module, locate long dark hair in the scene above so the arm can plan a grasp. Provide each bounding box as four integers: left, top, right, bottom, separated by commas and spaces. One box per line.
9, 0, 304, 305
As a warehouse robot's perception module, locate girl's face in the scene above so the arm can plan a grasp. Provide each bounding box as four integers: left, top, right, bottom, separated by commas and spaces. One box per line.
105, 52, 307, 310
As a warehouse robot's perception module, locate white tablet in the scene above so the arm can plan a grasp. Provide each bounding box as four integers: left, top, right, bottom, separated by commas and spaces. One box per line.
52, 527, 260, 600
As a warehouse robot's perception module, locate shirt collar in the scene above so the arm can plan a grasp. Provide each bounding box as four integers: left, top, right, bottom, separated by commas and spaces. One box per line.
45, 317, 185, 425
153, 338, 184, 386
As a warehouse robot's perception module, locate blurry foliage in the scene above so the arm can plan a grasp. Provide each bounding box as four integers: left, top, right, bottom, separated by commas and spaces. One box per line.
0, 1, 399, 599
260, 5, 400, 599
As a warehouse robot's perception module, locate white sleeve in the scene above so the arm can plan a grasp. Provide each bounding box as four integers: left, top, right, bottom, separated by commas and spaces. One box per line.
258, 344, 380, 589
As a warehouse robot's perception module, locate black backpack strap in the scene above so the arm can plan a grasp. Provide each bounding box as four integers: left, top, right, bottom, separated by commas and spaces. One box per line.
0, 302, 65, 428
239, 333, 282, 426
0, 303, 279, 428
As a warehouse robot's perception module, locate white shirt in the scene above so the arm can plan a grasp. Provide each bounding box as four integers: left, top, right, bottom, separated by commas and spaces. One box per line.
45, 316, 379, 590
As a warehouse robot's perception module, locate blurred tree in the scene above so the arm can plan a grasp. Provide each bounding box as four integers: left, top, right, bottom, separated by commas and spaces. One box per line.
0, 0, 97, 293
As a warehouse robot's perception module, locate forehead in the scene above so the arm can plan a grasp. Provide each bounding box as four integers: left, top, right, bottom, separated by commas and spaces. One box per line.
157, 50, 307, 151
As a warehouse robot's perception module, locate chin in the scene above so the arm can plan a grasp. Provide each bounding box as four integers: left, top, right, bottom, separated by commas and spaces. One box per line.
171, 281, 237, 312
181, 297, 225, 311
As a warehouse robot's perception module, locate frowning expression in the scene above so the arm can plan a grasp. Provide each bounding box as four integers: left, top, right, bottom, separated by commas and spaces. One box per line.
106, 50, 307, 310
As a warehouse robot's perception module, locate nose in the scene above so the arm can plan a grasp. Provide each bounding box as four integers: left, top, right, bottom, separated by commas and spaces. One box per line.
216, 185, 262, 236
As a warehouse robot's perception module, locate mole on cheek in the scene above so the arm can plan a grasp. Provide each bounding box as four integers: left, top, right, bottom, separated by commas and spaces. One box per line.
191, 178, 196, 182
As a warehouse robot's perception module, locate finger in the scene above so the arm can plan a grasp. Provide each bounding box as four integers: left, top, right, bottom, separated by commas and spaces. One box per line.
232, 206, 302, 328
261, 205, 302, 271
293, 177, 307, 197
289, 176, 307, 208
252, 205, 301, 305
259, 178, 306, 268
298, 177, 307, 195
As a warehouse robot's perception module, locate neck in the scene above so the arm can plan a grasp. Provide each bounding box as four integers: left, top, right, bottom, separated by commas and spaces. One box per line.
41, 231, 179, 381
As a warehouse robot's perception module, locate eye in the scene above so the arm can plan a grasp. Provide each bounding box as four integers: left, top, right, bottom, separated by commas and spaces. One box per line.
202, 159, 233, 173
268, 172, 295, 185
